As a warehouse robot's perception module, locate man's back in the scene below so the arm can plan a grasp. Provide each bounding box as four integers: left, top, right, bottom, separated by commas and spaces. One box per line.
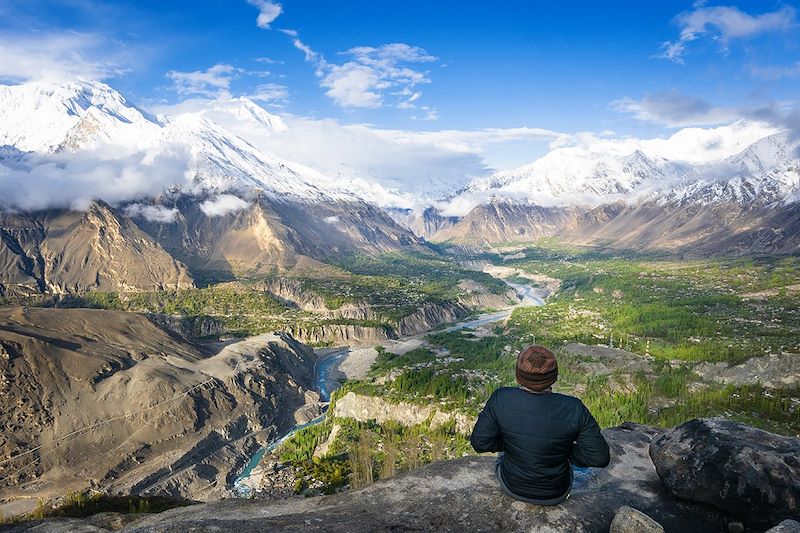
471, 386, 610, 500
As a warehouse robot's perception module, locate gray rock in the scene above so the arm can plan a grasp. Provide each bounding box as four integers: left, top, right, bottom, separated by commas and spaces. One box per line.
727, 521, 745, 533
610, 506, 664, 533
13, 423, 728, 532
649, 417, 800, 529
766, 520, 800, 533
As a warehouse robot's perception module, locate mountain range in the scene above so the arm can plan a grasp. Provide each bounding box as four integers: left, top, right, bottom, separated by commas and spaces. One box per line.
1, 79, 799, 296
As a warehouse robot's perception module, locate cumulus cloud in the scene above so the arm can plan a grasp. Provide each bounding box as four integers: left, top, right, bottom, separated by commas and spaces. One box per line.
166, 64, 241, 97
279, 30, 438, 109
124, 203, 179, 222
323, 215, 339, 223
199, 194, 251, 216
658, 4, 797, 63
247, 0, 283, 29
0, 31, 129, 82
0, 145, 192, 212
611, 90, 739, 127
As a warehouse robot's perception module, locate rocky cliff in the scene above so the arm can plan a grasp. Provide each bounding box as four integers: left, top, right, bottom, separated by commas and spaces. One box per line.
287, 323, 396, 347
396, 301, 470, 336
333, 392, 475, 435
0, 308, 318, 505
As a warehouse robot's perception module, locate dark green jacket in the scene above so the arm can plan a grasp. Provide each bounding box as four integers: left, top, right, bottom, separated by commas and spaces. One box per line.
471, 387, 610, 499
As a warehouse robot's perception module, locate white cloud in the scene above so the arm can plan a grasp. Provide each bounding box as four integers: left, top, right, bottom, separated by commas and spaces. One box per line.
323, 215, 339, 223
321, 63, 385, 108
659, 5, 797, 63
0, 144, 193, 212
241, 116, 564, 201
247, 82, 289, 103
279, 29, 320, 63
199, 194, 251, 216
279, 31, 438, 109
124, 203, 179, 222
166, 64, 241, 97
611, 90, 739, 127
544, 120, 779, 164
412, 105, 439, 121
247, 0, 283, 29
0, 31, 129, 82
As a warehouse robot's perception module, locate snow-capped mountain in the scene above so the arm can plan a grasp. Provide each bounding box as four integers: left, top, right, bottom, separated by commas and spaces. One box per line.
425, 128, 800, 254
0, 79, 353, 204
467, 148, 679, 206
0, 79, 424, 296
159, 113, 351, 201
456, 130, 800, 211
0, 80, 162, 152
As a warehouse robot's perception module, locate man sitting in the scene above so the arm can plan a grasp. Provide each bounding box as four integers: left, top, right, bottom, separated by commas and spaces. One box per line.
470, 345, 610, 505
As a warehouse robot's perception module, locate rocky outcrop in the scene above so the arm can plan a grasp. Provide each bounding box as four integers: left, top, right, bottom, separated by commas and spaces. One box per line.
649, 417, 800, 528
396, 301, 469, 336
20, 423, 732, 532
767, 520, 800, 533
695, 352, 800, 389
0, 307, 318, 504
333, 392, 476, 435
287, 323, 395, 347
609, 506, 664, 533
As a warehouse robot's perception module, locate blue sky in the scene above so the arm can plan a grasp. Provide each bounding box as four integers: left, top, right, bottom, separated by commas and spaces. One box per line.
2, 0, 800, 171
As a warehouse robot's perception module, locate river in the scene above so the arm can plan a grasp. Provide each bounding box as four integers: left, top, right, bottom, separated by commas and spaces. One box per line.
232, 276, 547, 497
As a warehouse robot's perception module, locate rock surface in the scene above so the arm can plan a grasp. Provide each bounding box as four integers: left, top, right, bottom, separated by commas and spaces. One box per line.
609, 505, 664, 533
767, 520, 800, 533
649, 417, 800, 528
10, 423, 729, 532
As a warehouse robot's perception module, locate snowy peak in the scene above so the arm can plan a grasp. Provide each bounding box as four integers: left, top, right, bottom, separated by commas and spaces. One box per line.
161, 113, 352, 201
469, 145, 673, 206
461, 129, 800, 210
0, 80, 161, 152
0, 79, 354, 204
215, 96, 288, 133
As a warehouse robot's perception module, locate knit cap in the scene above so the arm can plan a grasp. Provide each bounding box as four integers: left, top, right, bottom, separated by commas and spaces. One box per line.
516, 345, 558, 391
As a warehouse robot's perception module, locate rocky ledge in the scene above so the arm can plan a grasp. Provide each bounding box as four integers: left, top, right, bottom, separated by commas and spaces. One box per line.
2, 423, 722, 532
8, 419, 798, 532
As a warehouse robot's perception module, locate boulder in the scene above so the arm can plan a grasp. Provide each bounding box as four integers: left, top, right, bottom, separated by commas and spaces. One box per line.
649, 418, 800, 529
609, 506, 664, 533
766, 520, 800, 533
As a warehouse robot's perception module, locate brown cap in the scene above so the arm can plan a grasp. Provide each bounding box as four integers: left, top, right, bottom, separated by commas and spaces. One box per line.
516, 345, 558, 391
